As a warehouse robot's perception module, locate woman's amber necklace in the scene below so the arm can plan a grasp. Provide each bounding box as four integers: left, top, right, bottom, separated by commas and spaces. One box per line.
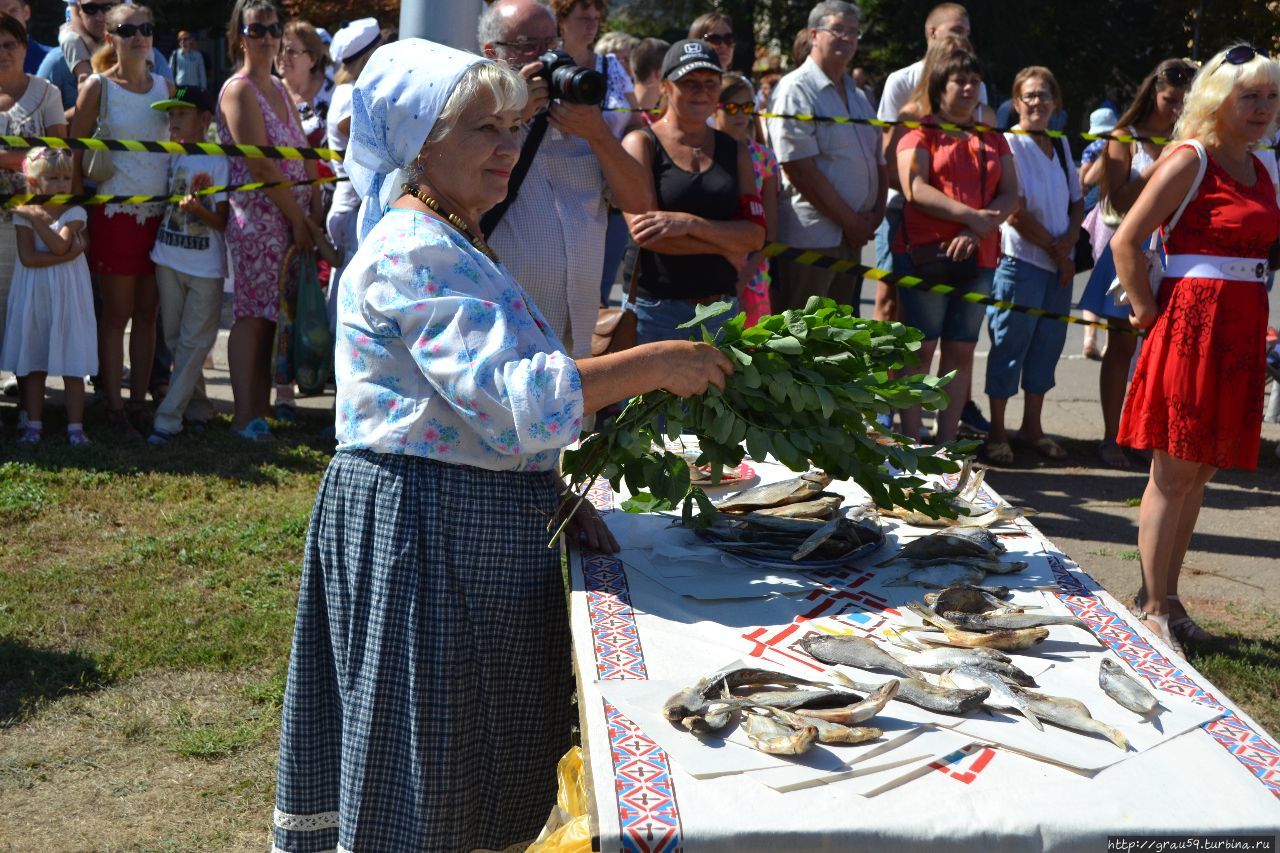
401, 182, 500, 263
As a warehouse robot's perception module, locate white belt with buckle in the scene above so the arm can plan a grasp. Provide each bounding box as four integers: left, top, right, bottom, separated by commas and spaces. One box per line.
1163, 254, 1268, 282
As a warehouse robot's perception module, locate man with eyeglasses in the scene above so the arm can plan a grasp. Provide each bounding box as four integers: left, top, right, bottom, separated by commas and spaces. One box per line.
37, 0, 171, 120
476, 0, 653, 361
766, 0, 883, 313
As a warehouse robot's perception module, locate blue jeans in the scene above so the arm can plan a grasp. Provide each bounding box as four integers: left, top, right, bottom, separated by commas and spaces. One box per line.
600, 210, 631, 306
635, 295, 738, 345
896, 255, 994, 342
985, 256, 1071, 398
874, 206, 903, 272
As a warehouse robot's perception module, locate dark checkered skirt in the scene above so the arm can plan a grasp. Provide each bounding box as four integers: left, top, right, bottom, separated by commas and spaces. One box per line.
273, 450, 573, 853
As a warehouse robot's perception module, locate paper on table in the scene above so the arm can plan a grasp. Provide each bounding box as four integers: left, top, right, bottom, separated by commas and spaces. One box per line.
952, 650, 1224, 771
622, 550, 832, 600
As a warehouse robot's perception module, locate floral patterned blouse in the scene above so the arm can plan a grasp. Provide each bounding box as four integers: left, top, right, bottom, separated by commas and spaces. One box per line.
335, 208, 585, 472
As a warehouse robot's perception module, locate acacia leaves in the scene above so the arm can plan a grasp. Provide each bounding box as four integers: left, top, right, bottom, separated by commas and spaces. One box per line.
561, 297, 977, 533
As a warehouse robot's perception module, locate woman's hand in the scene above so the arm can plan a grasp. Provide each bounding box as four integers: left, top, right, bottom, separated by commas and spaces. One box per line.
945, 230, 979, 262
290, 215, 318, 252
652, 340, 734, 397
964, 208, 1003, 240
558, 495, 620, 554
629, 210, 696, 247
1129, 296, 1158, 330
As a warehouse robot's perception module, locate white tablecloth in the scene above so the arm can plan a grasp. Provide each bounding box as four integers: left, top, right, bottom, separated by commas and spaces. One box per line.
567, 461, 1280, 852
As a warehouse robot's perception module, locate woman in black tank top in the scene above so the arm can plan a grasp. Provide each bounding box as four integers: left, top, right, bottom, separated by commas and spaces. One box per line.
621, 42, 764, 344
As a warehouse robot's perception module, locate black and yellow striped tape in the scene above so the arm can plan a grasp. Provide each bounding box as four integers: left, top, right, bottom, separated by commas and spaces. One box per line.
760, 242, 1141, 335
0, 176, 345, 209
0, 134, 343, 162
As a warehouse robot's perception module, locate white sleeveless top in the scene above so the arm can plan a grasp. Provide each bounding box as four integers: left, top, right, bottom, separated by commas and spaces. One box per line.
96, 73, 170, 221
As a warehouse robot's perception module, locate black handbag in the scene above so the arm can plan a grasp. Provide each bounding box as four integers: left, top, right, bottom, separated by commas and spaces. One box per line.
1055, 137, 1094, 273
905, 128, 985, 285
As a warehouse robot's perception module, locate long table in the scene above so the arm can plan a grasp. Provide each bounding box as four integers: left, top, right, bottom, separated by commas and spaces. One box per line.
566, 462, 1280, 852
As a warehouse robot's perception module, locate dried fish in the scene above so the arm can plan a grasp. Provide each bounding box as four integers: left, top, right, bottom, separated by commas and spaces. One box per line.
741, 708, 819, 755
770, 708, 882, 745
838, 673, 989, 715
941, 610, 1092, 633
793, 679, 900, 725
716, 471, 832, 513
925, 585, 1015, 614
879, 528, 1005, 566
1011, 686, 1131, 751
941, 666, 1043, 730
885, 563, 987, 589
752, 493, 844, 519
1099, 659, 1161, 716
797, 635, 927, 680
906, 603, 1050, 651
894, 647, 1037, 687
661, 665, 831, 727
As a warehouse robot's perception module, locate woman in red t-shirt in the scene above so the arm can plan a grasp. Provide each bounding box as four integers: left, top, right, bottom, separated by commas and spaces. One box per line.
894, 48, 1018, 442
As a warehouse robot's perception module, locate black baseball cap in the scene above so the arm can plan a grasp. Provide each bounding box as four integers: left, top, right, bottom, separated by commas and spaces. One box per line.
152, 86, 214, 114
661, 39, 722, 81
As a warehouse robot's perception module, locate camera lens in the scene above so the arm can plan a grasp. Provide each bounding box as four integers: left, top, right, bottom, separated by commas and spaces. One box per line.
551, 65, 605, 105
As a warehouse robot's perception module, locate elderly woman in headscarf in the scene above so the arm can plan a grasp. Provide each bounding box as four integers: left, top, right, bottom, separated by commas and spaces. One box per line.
271, 39, 733, 853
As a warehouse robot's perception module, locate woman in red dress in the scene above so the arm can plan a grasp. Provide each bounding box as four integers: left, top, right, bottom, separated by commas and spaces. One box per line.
1113, 44, 1280, 654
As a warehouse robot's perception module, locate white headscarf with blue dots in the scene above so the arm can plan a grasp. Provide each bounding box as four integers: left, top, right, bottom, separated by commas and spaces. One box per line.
346, 38, 488, 241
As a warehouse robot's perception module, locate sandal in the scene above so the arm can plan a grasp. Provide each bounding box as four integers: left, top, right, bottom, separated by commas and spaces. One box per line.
1098, 440, 1131, 469
1014, 433, 1068, 461
984, 439, 1015, 465
1082, 338, 1103, 361
1131, 593, 1185, 657
235, 417, 276, 444
1169, 595, 1214, 643
106, 407, 141, 438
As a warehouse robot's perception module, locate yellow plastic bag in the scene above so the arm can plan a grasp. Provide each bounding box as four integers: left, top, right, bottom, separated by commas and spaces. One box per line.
527, 747, 591, 853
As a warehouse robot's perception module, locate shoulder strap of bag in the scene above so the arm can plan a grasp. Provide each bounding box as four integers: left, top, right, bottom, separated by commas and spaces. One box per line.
94, 73, 109, 130
480, 112, 550, 239
1164, 139, 1208, 238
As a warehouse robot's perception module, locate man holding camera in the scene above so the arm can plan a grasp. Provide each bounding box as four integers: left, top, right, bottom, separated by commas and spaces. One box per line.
478, 0, 653, 358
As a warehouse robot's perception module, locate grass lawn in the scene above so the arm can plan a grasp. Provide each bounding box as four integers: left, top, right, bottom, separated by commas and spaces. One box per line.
1, 409, 1276, 849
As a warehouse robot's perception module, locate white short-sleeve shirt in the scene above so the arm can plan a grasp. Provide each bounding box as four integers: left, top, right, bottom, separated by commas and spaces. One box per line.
767, 57, 884, 248
1000, 133, 1084, 273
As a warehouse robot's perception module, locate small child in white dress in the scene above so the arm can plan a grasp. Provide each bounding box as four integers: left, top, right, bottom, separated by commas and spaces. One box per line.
0, 148, 97, 446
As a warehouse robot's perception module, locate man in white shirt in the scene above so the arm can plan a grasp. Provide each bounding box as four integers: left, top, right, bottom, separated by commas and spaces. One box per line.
766, 0, 884, 313
478, 0, 653, 358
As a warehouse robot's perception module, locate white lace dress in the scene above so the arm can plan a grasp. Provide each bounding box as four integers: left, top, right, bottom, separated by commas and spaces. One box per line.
95, 73, 170, 222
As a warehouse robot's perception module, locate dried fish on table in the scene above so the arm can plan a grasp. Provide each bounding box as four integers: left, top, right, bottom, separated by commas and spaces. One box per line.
940, 610, 1092, 634
752, 493, 844, 520
771, 707, 882, 745
1099, 658, 1162, 716
741, 708, 819, 755
793, 679, 900, 725
925, 585, 1016, 614
695, 510, 884, 564
906, 603, 1050, 651
940, 666, 1044, 730
1010, 686, 1132, 751
714, 471, 832, 513
885, 563, 987, 589
661, 664, 832, 731
838, 673, 989, 715
880, 528, 1005, 565
893, 646, 1037, 687
797, 635, 927, 680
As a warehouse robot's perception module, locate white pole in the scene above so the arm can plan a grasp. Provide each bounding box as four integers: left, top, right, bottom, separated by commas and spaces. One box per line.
399, 0, 488, 52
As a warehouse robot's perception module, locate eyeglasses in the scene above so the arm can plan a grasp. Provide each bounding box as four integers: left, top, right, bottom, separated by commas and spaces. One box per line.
279, 46, 309, 59
493, 37, 559, 55
1017, 91, 1054, 105
718, 101, 756, 115
1160, 65, 1196, 87
77, 3, 117, 17
241, 22, 284, 40
815, 25, 860, 40
112, 22, 154, 39
703, 33, 735, 47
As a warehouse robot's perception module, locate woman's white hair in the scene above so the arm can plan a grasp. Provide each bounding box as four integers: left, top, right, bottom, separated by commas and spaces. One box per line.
424, 61, 529, 146
1174, 45, 1280, 148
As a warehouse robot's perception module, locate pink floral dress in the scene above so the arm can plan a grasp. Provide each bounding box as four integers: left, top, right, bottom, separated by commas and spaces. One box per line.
217, 73, 311, 321
744, 140, 777, 326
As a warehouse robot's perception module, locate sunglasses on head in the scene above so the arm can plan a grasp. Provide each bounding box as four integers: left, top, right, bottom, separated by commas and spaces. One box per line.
718, 101, 756, 115
1224, 44, 1263, 66
703, 33, 735, 47
112, 22, 154, 38
1160, 65, 1196, 87
241, 22, 284, 39
78, 2, 116, 17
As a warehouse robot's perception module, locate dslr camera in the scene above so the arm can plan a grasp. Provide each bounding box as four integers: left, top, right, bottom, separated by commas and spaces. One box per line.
536, 49, 605, 105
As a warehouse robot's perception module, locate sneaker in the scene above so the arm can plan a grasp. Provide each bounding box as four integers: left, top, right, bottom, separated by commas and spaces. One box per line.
1, 373, 17, 397
235, 417, 276, 443
67, 430, 92, 448
146, 430, 177, 447
958, 400, 990, 437
16, 427, 41, 446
